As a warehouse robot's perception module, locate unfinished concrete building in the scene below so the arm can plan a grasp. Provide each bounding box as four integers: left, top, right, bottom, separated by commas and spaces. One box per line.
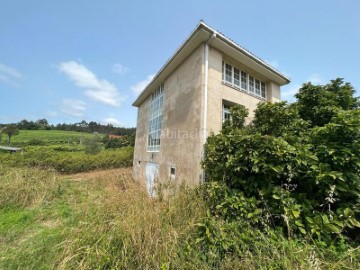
132, 22, 290, 195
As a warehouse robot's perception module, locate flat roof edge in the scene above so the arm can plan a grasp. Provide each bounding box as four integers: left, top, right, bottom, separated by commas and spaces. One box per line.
133, 21, 290, 107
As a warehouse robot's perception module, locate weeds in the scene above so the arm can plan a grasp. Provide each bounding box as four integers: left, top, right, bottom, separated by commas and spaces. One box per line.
0, 166, 359, 269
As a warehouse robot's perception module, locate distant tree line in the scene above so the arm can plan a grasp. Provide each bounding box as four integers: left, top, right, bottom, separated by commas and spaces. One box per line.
0, 119, 136, 136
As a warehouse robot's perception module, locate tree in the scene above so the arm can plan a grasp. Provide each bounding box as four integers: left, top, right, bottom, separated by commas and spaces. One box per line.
295, 78, 360, 127
203, 78, 360, 244
2, 124, 19, 145
83, 134, 102, 154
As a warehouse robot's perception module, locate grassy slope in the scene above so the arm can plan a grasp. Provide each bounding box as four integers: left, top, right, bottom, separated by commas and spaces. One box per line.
1, 130, 95, 146
0, 130, 133, 174
0, 167, 359, 270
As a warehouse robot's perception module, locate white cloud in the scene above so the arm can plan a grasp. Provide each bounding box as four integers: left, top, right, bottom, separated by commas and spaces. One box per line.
112, 64, 129, 75
46, 111, 58, 117
58, 61, 125, 107
307, 73, 322, 85
0, 62, 22, 87
282, 84, 301, 100
131, 74, 155, 94
104, 117, 121, 127
61, 99, 86, 118
282, 73, 323, 101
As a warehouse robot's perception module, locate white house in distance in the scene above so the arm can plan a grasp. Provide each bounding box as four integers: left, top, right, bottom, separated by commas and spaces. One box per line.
132, 21, 290, 195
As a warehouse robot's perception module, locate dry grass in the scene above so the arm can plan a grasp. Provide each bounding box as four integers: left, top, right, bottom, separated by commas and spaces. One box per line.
1, 166, 359, 269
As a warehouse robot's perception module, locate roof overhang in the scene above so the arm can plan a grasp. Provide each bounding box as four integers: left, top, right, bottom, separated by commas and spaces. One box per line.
133, 22, 290, 107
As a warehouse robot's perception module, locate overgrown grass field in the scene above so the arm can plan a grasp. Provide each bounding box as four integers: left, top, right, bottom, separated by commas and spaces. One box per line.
0, 166, 359, 269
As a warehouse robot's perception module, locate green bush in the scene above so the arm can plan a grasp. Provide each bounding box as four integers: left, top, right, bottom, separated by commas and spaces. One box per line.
203, 78, 360, 245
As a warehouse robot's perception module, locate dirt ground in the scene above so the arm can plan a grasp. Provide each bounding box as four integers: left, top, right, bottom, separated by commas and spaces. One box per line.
62, 167, 133, 181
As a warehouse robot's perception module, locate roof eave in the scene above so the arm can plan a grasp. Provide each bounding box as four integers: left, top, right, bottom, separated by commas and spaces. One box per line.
132, 21, 290, 107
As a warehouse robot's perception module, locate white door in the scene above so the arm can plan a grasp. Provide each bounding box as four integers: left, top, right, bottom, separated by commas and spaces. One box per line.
146, 162, 159, 197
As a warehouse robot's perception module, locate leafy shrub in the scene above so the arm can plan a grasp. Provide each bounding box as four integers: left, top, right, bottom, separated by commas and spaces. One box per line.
203, 78, 360, 245
103, 135, 135, 149
83, 135, 102, 154
27, 139, 45, 146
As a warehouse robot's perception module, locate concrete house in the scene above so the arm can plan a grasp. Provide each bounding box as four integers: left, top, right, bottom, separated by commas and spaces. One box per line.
132, 22, 290, 195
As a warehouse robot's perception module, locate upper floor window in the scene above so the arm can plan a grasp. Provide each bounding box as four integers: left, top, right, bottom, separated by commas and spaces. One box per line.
225, 63, 232, 83
222, 61, 266, 99
148, 85, 164, 152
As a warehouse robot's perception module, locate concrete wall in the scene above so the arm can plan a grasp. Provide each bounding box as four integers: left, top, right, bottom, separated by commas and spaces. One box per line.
133, 44, 282, 189
206, 47, 281, 134
133, 45, 204, 187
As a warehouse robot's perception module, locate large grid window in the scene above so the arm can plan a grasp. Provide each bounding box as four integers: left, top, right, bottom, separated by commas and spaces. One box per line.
222, 62, 266, 99
147, 85, 164, 152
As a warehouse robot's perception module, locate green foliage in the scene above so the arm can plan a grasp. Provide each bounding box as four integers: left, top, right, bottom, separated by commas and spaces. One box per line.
0, 147, 133, 174
7, 130, 95, 147
2, 124, 19, 145
203, 78, 360, 246
252, 101, 309, 139
295, 78, 360, 127
104, 134, 135, 149
222, 104, 249, 133
1, 166, 359, 269
83, 134, 102, 154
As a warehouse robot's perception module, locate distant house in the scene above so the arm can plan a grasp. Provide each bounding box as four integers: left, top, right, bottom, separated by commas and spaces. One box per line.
108, 134, 123, 140
132, 22, 290, 195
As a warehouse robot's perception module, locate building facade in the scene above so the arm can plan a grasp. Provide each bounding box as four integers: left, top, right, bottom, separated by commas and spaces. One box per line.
132, 22, 290, 195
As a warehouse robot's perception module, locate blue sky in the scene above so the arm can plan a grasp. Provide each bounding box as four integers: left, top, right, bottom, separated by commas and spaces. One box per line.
1, 0, 359, 127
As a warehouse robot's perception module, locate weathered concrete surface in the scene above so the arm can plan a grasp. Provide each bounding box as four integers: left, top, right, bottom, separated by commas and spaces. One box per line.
133, 45, 204, 186
206, 46, 281, 134
133, 44, 283, 188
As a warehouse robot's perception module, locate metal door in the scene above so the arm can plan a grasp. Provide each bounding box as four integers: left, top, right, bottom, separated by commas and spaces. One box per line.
146, 162, 159, 197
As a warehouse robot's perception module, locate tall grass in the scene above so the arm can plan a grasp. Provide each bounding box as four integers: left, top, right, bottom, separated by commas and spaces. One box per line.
0, 146, 133, 173
0, 166, 359, 269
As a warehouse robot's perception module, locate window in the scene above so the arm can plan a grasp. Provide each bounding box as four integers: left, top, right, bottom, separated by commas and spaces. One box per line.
241, 71, 247, 90
223, 104, 231, 122
249, 76, 255, 94
234, 68, 240, 87
147, 85, 164, 152
225, 63, 232, 83
255, 79, 260, 96
222, 61, 266, 99
261, 82, 266, 98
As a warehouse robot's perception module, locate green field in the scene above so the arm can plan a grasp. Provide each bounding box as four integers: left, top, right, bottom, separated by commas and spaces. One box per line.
0, 130, 133, 173
0, 130, 96, 147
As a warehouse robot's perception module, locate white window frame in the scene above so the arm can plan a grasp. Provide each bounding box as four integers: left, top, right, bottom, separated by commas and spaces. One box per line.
225, 63, 233, 84
222, 104, 231, 122
147, 85, 164, 152
222, 61, 266, 99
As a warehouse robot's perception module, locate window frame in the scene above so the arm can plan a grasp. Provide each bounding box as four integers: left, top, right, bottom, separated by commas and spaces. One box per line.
222, 61, 266, 99
222, 104, 232, 123
147, 85, 164, 152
